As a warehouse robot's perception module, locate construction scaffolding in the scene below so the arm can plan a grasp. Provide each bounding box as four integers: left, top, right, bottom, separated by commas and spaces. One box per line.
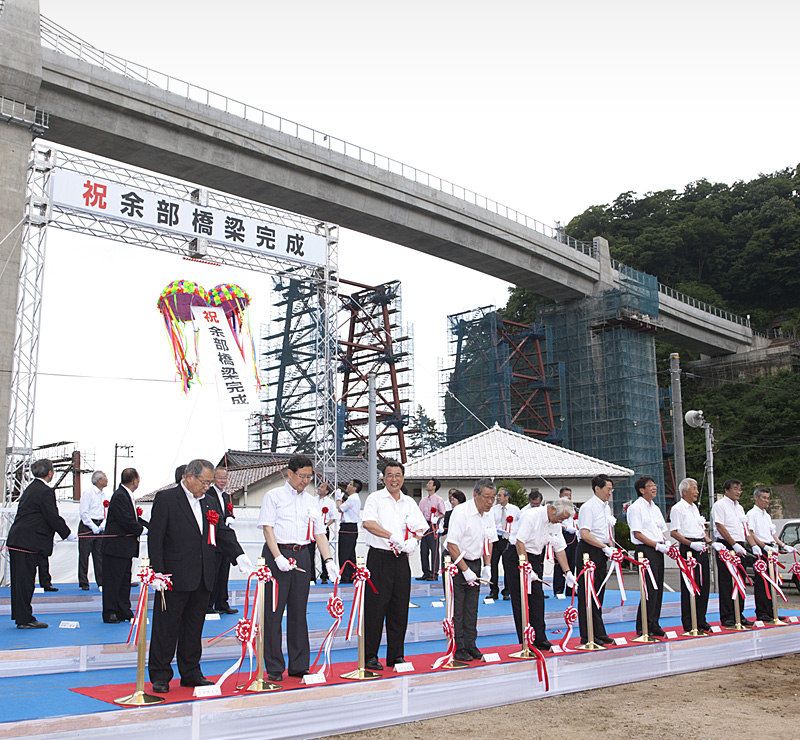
251, 278, 416, 463
538, 264, 664, 510
441, 307, 564, 446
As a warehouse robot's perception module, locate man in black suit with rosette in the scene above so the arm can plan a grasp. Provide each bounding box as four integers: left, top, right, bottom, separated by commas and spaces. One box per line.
147, 458, 254, 693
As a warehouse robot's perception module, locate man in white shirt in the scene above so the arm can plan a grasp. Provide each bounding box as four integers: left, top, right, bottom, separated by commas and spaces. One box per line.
78, 470, 108, 591
576, 475, 617, 645
711, 478, 758, 627
361, 460, 427, 671
506, 498, 577, 650
336, 478, 362, 584
258, 455, 338, 682
310, 479, 336, 584
489, 488, 520, 600
446, 478, 497, 661
747, 487, 795, 622
627, 476, 671, 637
670, 477, 712, 632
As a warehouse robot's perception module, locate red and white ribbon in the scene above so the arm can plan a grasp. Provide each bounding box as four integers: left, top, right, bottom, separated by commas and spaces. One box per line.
719, 549, 747, 601
345, 565, 376, 640
306, 514, 314, 543
598, 549, 627, 604
559, 606, 579, 652
127, 567, 172, 645
206, 510, 219, 546
432, 559, 461, 669
754, 558, 788, 603
678, 551, 701, 595
582, 560, 601, 610
310, 574, 345, 676
638, 557, 658, 599
505, 515, 514, 533
518, 560, 549, 690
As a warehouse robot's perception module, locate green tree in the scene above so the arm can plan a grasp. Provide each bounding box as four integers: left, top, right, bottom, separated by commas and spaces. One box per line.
497, 478, 527, 510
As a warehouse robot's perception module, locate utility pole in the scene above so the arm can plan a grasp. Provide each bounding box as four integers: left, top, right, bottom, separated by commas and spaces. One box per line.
113, 443, 134, 489
670, 353, 686, 483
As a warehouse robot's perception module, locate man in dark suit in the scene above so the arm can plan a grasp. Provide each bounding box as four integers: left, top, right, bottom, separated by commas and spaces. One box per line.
206, 466, 237, 615
102, 468, 147, 623
147, 458, 253, 693
7, 458, 73, 629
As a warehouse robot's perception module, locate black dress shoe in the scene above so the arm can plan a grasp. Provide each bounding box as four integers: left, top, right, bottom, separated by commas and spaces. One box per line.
467, 646, 483, 660
502, 594, 511, 601
650, 627, 666, 637
180, 676, 213, 687
700, 623, 713, 632
217, 607, 238, 615
740, 617, 754, 627
123, 612, 136, 622
288, 670, 309, 678
43, 586, 59, 592
79, 585, 90, 591
267, 673, 283, 682
18, 620, 48, 629
103, 615, 120, 624
387, 657, 407, 667
488, 593, 499, 600
151, 681, 170, 693
205, 607, 217, 615
597, 635, 614, 645
364, 658, 383, 671
533, 640, 553, 651
415, 576, 430, 581
454, 650, 473, 662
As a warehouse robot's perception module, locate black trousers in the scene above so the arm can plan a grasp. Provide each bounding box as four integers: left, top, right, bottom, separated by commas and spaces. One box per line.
364, 548, 411, 666
715, 540, 752, 625
262, 543, 312, 676
679, 541, 710, 630
419, 529, 439, 579
207, 551, 231, 610
753, 547, 775, 621
634, 545, 664, 634
504, 547, 547, 646
489, 537, 509, 596
452, 558, 481, 651
553, 536, 578, 595
338, 523, 358, 583
102, 553, 133, 620
148, 584, 210, 683
37, 554, 52, 588
308, 527, 330, 583
9, 550, 38, 625
577, 541, 609, 642
78, 520, 104, 588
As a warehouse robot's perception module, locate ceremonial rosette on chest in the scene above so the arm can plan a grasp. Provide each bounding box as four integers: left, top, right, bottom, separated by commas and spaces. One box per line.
206, 509, 219, 546
505, 515, 514, 533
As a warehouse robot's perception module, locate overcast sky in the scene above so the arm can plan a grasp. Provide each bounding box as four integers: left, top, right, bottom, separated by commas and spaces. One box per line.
31, 0, 800, 490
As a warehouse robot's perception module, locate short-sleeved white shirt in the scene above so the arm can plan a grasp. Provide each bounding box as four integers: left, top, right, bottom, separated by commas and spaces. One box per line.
446, 499, 497, 560
257, 480, 324, 544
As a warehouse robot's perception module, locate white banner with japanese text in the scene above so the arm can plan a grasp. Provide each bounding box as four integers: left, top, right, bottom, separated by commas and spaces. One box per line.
191, 306, 256, 411
50, 169, 327, 266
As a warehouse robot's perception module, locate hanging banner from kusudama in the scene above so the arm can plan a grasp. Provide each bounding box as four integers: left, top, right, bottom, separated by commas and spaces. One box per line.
50, 169, 327, 267
191, 305, 256, 411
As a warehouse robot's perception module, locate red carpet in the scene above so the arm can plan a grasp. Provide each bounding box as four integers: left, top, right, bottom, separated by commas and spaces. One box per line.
71, 621, 780, 707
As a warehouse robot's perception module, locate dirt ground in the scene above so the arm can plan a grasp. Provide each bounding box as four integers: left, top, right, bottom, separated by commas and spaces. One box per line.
329, 570, 800, 740
328, 653, 800, 740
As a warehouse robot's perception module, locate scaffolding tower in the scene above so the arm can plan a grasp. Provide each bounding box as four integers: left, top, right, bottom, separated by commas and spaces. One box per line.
441, 306, 565, 446
251, 278, 416, 463
538, 264, 665, 511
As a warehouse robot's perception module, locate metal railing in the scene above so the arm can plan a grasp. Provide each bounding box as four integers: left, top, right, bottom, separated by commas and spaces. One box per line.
657, 284, 751, 328
38, 14, 597, 258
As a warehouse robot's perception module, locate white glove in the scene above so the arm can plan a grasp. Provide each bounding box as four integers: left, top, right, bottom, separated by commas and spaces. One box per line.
783, 545, 797, 553
480, 564, 491, 582
90, 524, 101, 535
99, 521, 106, 533
401, 538, 418, 554
765, 546, 774, 556
564, 571, 577, 589
325, 560, 339, 582
751, 545, 762, 557
711, 542, 725, 552
274, 554, 293, 572
655, 542, 670, 554
563, 522, 576, 534
733, 544, 747, 557
151, 577, 167, 592
236, 554, 255, 575
388, 534, 404, 549
690, 542, 706, 553
602, 546, 614, 558
65, 533, 78, 543
462, 568, 477, 584
529, 568, 540, 582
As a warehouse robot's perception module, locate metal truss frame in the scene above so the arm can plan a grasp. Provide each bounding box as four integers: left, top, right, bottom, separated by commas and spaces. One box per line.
5, 142, 339, 499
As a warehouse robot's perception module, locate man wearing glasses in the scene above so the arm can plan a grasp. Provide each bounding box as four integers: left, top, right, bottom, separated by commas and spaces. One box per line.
362, 460, 427, 671
258, 454, 339, 682
148, 459, 254, 694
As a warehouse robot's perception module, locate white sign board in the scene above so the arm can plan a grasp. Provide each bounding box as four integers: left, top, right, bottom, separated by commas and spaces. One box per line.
50, 170, 327, 266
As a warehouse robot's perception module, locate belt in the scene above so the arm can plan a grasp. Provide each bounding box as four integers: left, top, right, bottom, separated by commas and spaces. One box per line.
686, 537, 705, 542
278, 543, 307, 551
